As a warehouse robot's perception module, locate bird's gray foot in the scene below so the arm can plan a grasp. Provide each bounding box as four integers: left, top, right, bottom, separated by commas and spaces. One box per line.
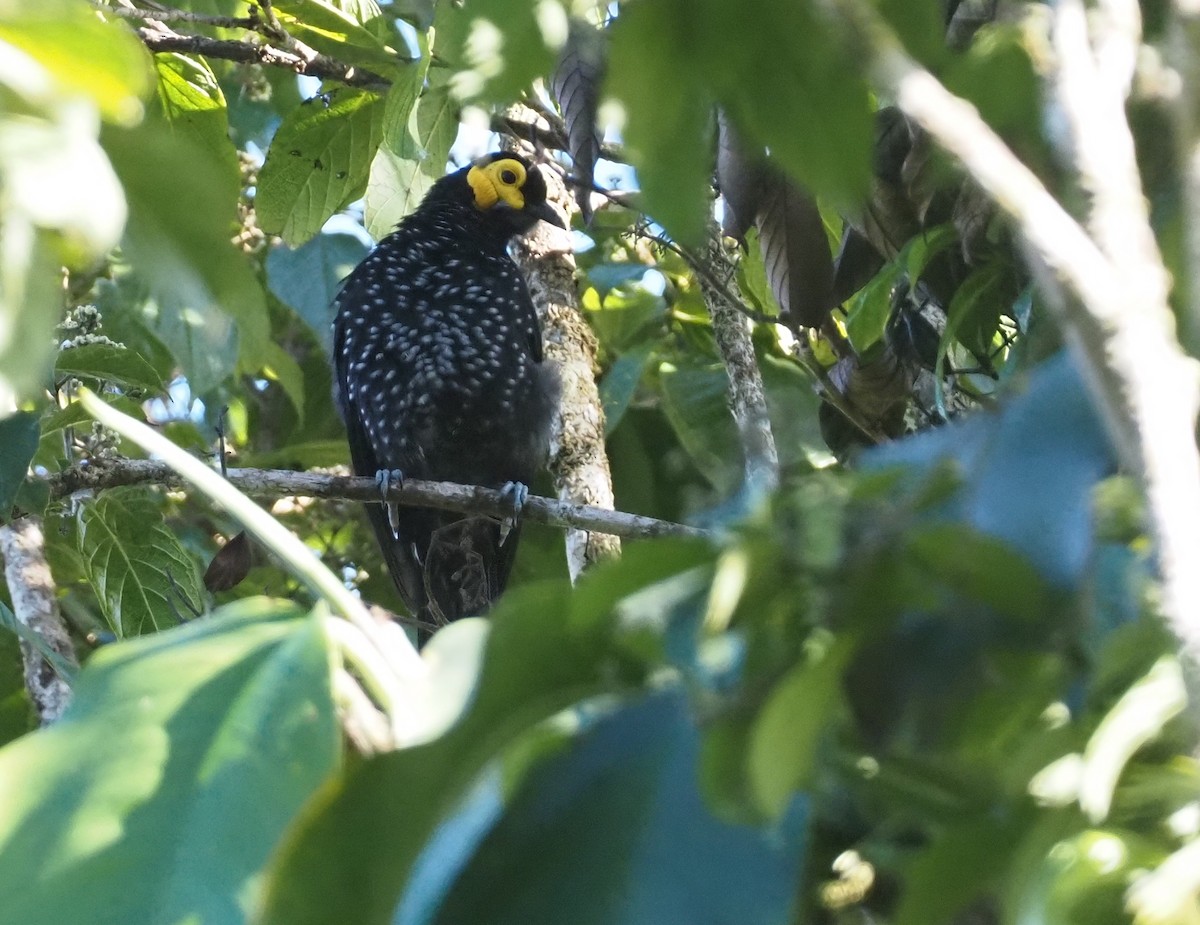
375, 468, 405, 538
498, 481, 528, 546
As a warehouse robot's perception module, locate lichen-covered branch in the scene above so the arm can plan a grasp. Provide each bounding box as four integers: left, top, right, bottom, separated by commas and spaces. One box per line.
502, 108, 623, 579
0, 517, 78, 725
44, 459, 705, 542
699, 232, 780, 492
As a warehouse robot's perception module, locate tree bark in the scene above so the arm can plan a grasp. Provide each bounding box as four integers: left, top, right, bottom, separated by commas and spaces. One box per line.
503, 111, 622, 580
0, 516, 77, 725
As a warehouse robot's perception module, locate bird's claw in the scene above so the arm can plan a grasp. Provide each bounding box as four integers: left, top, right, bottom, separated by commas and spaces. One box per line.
498, 481, 528, 546
375, 468, 405, 538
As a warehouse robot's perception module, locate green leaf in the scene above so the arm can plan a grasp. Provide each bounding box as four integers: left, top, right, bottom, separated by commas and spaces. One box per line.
0, 0, 150, 125
1006, 825, 1165, 925
747, 633, 853, 818
906, 523, 1056, 621
945, 260, 1010, 357
272, 0, 408, 77
153, 52, 238, 202
259, 579, 647, 925
710, 0, 871, 209
904, 224, 958, 284
845, 261, 902, 354
0, 412, 39, 521
103, 120, 270, 383
428, 692, 810, 925
92, 273, 178, 384
895, 815, 1026, 925
0, 599, 339, 925
364, 74, 458, 240
605, 0, 712, 245
658, 360, 740, 493
442, 0, 558, 103
875, 0, 947, 69
55, 342, 164, 393
737, 228, 783, 317
584, 284, 666, 355
261, 340, 307, 418
77, 488, 204, 637
267, 232, 370, 350
0, 226, 62, 406
257, 87, 387, 247
0, 109, 127, 261
600, 345, 652, 435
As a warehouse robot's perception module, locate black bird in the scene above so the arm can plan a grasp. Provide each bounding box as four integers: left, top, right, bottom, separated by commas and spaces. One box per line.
334, 152, 563, 630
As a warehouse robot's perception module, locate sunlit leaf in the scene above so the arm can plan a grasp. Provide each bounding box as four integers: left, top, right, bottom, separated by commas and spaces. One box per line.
0, 600, 339, 925
258, 88, 387, 247
77, 488, 204, 636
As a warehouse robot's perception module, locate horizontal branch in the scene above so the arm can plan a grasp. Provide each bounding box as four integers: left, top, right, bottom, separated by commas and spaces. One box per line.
45, 459, 709, 542
135, 27, 390, 90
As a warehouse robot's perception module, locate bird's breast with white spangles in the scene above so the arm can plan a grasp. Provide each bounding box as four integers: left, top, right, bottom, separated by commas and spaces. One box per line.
334, 223, 546, 474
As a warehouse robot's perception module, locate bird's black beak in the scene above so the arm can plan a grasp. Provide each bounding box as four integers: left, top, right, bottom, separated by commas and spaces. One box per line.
528, 200, 567, 229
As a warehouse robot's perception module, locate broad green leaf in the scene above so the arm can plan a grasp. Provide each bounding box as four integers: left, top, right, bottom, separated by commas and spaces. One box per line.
605, 0, 711, 245
1006, 825, 1165, 925
1078, 657, 1187, 823
875, 0, 947, 69
55, 343, 164, 393
0, 412, 38, 521
904, 224, 958, 285
0, 111, 126, 261
584, 283, 666, 355
77, 488, 204, 636
267, 232, 370, 350
759, 352, 835, 469
658, 360, 740, 493
906, 523, 1055, 621
0, 0, 150, 125
365, 73, 458, 240
0, 224, 61, 407
38, 394, 144, 438
443, 0, 559, 102
103, 120, 270, 382
261, 340, 307, 418
259, 580, 648, 925
738, 228, 783, 317
427, 692, 809, 925
945, 260, 1010, 356
895, 815, 1026, 925
706, 0, 871, 209
257, 87, 387, 247
943, 24, 1041, 141
600, 345, 652, 435
153, 53, 238, 202
271, 0, 408, 76
845, 260, 902, 354
747, 634, 852, 818
92, 273, 178, 384
0, 600, 339, 925
867, 353, 1115, 587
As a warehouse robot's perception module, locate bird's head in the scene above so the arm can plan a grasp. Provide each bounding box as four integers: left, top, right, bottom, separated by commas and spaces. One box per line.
459, 152, 566, 235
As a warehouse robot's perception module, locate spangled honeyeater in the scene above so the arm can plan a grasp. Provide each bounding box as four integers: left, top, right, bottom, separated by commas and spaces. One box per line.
333, 152, 563, 630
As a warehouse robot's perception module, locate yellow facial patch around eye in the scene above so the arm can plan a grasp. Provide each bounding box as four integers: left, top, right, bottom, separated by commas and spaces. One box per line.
467, 158, 528, 211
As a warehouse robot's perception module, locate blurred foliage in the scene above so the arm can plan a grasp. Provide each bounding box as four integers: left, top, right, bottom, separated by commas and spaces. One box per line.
0, 2, 1196, 925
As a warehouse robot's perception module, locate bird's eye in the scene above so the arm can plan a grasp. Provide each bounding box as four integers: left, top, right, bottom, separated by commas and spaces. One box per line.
499, 168, 518, 185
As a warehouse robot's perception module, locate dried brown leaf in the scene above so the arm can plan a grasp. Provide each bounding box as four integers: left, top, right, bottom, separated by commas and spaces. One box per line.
549, 20, 605, 222
755, 171, 834, 328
